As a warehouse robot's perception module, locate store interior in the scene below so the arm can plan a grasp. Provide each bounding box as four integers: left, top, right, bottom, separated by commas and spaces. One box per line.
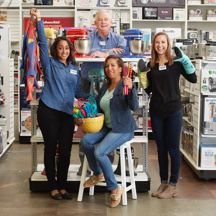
1, 0, 216, 215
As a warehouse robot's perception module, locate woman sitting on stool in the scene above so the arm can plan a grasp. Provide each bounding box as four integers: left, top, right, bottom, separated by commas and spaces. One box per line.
79, 55, 139, 207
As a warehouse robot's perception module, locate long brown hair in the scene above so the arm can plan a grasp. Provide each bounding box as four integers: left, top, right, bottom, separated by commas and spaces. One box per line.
150, 32, 173, 68
50, 36, 76, 65
104, 55, 124, 85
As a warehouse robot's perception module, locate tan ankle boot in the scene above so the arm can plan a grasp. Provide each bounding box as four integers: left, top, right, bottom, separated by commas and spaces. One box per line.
151, 183, 168, 197
157, 184, 177, 199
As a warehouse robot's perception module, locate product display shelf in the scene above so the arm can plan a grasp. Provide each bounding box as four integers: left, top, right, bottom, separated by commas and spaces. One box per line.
29, 88, 150, 192
180, 59, 216, 180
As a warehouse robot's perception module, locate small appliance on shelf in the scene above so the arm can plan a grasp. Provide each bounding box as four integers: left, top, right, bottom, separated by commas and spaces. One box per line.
122, 28, 145, 57
66, 28, 92, 57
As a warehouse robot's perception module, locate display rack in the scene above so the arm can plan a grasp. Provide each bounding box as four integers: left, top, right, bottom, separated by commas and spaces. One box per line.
180, 59, 216, 179
0, 23, 15, 157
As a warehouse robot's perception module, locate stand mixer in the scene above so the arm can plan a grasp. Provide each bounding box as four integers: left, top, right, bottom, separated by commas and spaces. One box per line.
66, 28, 91, 57
122, 28, 145, 57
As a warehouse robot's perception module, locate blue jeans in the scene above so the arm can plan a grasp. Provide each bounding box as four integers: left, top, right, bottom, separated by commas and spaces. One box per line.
80, 126, 134, 191
150, 109, 182, 185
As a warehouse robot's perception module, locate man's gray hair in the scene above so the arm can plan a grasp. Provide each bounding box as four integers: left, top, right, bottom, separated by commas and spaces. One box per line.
95, 9, 112, 21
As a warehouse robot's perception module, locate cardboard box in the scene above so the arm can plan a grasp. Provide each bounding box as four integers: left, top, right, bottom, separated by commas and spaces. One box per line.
20, 110, 42, 137
158, 7, 172, 20
203, 97, 216, 135
20, 110, 32, 136
188, 0, 201, 4
188, 8, 203, 21
200, 145, 216, 168
132, 7, 143, 20
135, 0, 185, 7
201, 62, 216, 94
53, 0, 74, 6
173, 8, 186, 21
207, 9, 216, 21
0, 118, 7, 151
143, 7, 158, 19
204, 0, 216, 4
34, 0, 53, 5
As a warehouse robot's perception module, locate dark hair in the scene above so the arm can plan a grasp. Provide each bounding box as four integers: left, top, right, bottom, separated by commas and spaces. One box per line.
150, 32, 173, 68
104, 55, 124, 85
50, 36, 76, 65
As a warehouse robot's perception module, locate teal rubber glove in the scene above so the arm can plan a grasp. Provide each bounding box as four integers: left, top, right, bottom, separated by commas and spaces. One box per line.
137, 58, 150, 89
173, 46, 195, 74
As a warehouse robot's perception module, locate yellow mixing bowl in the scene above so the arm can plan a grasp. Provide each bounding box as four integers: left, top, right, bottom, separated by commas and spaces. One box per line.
81, 113, 104, 133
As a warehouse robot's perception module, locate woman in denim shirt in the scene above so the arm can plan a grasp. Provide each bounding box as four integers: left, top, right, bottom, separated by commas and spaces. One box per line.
30, 8, 81, 200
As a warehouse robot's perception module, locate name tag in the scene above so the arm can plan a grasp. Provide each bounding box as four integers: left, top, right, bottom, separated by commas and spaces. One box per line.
99, 41, 106, 46
159, 65, 167, 70
70, 69, 77, 75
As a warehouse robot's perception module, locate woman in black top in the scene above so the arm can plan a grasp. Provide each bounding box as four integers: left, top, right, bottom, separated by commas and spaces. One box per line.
139, 32, 197, 199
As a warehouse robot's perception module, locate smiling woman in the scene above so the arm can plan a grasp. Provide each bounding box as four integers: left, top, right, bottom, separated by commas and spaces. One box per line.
138, 31, 197, 199
79, 55, 139, 208
29, 8, 83, 200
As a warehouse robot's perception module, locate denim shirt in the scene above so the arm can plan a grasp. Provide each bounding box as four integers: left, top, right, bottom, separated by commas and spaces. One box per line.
37, 21, 80, 115
81, 30, 126, 79
97, 81, 139, 133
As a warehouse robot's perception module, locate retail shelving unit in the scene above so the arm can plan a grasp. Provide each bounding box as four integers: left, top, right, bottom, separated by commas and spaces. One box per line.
74, 0, 132, 34
180, 59, 216, 179
29, 57, 150, 192
0, 22, 15, 158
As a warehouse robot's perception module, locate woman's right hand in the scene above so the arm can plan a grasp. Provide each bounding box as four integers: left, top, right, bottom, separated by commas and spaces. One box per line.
74, 118, 83, 126
30, 8, 41, 21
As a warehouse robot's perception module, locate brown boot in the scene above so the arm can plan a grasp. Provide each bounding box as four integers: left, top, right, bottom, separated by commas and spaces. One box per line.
151, 183, 168, 197
157, 184, 177, 199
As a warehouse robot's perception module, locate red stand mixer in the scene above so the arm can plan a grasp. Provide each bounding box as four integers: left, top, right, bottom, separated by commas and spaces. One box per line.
66, 28, 92, 57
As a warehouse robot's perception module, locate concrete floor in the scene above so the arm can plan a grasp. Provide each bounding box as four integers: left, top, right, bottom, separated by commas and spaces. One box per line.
0, 141, 216, 216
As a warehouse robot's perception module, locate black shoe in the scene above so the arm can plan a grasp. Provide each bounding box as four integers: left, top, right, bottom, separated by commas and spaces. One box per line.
50, 192, 63, 200
61, 191, 72, 200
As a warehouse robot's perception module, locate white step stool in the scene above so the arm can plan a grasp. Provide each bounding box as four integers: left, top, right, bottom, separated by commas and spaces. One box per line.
77, 140, 137, 205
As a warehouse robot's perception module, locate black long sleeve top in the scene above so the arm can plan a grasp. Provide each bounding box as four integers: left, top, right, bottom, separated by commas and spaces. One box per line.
145, 61, 197, 117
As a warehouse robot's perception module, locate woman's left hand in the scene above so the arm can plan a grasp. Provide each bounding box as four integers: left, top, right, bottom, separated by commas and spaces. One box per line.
74, 118, 83, 126
123, 77, 133, 89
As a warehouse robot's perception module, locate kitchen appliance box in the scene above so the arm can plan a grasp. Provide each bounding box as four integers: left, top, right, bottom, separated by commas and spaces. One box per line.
133, 0, 185, 7
132, 7, 143, 20
0, 118, 7, 151
142, 7, 158, 19
201, 62, 216, 94
173, 8, 186, 21
202, 97, 216, 135
157, 7, 172, 20
200, 144, 216, 168
188, 8, 203, 21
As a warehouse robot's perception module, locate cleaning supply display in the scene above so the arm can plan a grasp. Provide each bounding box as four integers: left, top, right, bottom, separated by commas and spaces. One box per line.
73, 96, 104, 133
173, 46, 196, 74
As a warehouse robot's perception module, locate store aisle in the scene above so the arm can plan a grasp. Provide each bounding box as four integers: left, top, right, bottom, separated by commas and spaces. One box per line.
0, 140, 216, 216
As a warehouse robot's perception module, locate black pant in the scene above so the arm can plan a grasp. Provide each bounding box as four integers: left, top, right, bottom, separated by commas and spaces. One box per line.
150, 109, 182, 185
37, 100, 74, 191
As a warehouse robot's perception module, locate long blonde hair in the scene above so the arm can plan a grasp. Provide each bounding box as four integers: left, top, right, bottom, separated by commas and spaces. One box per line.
150, 32, 173, 68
